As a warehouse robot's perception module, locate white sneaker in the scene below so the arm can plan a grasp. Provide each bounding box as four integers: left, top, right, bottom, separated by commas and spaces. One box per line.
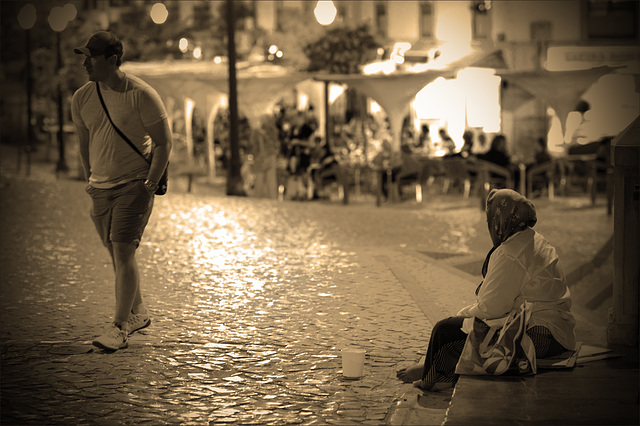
126, 313, 151, 335
92, 323, 128, 351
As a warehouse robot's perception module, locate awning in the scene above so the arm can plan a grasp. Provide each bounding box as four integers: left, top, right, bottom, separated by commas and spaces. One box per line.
314, 70, 450, 149
313, 49, 505, 148
122, 62, 311, 126
500, 81, 534, 113
191, 73, 310, 126
497, 66, 617, 134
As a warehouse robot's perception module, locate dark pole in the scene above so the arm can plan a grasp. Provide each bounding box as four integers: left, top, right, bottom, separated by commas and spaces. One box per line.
324, 80, 330, 150
25, 28, 33, 176
225, 0, 245, 196
55, 31, 68, 174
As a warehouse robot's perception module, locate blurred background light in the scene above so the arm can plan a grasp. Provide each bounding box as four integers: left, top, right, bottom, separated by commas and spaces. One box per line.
314, 0, 337, 26
150, 3, 169, 25
18, 4, 37, 30
328, 85, 345, 104
62, 3, 77, 22
179, 37, 189, 53
48, 6, 69, 32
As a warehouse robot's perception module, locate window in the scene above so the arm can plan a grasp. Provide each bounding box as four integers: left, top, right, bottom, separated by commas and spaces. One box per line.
375, 1, 388, 38
235, 0, 256, 31
276, 0, 285, 32
587, 0, 639, 40
472, 0, 492, 41
420, 2, 434, 39
531, 21, 553, 41
192, 2, 212, 31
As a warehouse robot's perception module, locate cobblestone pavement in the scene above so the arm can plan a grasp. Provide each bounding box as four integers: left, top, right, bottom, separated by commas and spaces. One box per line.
0, 150, 613, 425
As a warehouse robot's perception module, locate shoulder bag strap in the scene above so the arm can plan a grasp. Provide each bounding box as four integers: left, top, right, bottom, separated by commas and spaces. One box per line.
95, 82, 150, 165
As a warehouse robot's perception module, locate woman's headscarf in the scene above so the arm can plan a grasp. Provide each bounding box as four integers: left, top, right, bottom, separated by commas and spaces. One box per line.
476, 189, 537, 294
485, 188, 537, 248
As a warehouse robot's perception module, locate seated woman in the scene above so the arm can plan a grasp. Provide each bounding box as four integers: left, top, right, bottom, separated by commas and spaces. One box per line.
397, 189, 576, 391
478, 134, 511, 169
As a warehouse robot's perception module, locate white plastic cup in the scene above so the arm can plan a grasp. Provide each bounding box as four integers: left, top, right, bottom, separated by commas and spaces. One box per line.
341, 347, 366, 378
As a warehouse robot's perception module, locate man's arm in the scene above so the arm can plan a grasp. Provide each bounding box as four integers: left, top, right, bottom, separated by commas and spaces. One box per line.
75, 123, 91, 181
145, 118, 172, 185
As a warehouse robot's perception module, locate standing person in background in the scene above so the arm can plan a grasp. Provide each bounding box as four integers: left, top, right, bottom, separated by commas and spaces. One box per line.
249, 114, 280, 199
71, 31, 172, 351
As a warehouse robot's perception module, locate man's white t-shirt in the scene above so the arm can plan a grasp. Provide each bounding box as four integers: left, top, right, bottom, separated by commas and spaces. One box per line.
71, 73, 167, 188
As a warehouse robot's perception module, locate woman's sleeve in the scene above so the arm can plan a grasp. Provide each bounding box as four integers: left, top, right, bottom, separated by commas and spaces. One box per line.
467, 251, 527, 319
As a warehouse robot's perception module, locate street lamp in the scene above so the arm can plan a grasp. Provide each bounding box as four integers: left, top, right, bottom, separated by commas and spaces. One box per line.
226, 0, 244, 196
314, 1, 337, 171
48, 4, 76, 175
18, 4, 36, 176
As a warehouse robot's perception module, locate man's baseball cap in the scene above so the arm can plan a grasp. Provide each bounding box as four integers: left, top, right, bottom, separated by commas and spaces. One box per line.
74, 31, 123, 58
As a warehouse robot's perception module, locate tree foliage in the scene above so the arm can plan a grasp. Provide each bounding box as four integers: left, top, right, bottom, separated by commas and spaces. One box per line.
303, 24, 380, 74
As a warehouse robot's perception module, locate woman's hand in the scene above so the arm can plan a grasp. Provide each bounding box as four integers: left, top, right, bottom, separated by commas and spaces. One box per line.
456, 305, 473, 317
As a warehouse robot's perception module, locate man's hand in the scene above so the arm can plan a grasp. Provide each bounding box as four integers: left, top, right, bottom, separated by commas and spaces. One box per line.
144, 179, 158, 194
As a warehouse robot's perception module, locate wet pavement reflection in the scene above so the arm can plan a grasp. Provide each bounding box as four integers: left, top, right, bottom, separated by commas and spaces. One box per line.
1, 177, 431, 424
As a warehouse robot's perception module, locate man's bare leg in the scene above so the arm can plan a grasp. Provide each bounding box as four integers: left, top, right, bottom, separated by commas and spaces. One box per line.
112, 242, 139, 328
108, 243, 146, 317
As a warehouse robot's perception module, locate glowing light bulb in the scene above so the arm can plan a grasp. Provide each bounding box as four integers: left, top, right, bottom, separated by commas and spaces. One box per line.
314, 0, 337, 26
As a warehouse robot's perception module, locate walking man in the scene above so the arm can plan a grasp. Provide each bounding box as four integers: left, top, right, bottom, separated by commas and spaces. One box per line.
71, 31, 172, 351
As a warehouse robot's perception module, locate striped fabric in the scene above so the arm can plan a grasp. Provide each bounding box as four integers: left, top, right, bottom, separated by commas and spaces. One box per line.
421, 317, 566, 388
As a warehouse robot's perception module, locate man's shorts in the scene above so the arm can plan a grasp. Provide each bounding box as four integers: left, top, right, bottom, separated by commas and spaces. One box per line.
86, 180, 154, 247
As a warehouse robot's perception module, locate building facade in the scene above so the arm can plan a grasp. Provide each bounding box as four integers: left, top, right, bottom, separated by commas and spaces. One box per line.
252, 0, 639, 157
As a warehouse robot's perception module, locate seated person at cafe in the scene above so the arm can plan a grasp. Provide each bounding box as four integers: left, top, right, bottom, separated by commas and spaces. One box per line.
285, 111, 317, 200
478, 134, 511, 169
374, 140, 422, 201
477, 134, 514, 186
526, 137, 554, 195
396, 189, 576, 391
446, 131, 475, 159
